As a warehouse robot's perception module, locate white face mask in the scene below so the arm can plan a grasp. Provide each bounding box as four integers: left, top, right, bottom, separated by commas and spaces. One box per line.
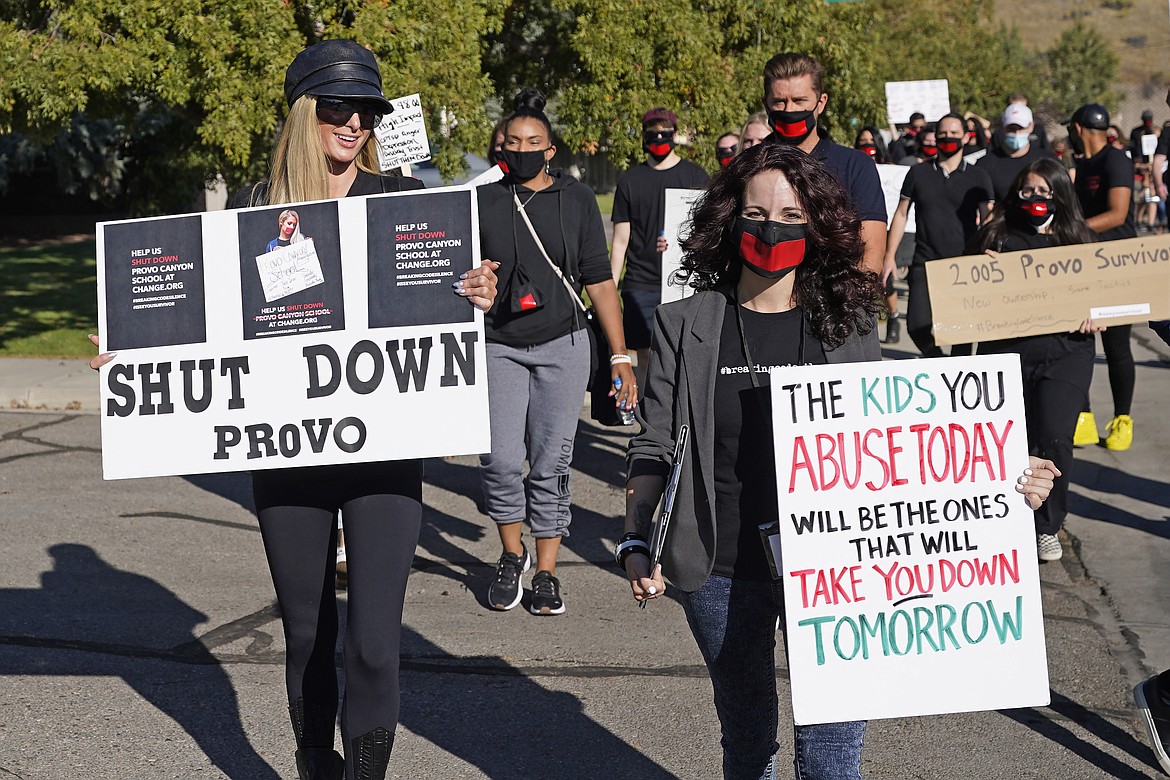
1003, 132, 1030, 152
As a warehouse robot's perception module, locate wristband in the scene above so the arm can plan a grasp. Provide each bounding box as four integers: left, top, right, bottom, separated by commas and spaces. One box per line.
614, 532, 650, 569
610, 353, 633, 366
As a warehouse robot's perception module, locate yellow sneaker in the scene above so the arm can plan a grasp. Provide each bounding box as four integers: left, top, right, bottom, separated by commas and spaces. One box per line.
1073, 411, 1099, 447
1105, 415, 1134, 451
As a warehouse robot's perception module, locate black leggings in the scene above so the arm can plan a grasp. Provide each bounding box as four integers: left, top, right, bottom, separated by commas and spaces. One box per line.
1084, 324, 1135, 417
907, 264, 971, 357
252, 460, 422, 768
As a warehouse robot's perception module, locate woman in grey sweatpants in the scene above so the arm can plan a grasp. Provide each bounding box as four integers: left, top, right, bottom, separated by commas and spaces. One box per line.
476, 89, 636, 615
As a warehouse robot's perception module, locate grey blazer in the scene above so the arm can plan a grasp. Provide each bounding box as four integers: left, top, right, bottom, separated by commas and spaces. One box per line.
627, 287, 882, 592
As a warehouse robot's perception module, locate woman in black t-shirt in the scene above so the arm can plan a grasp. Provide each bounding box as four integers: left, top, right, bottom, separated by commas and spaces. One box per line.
972, 158, 1096, 564
619, 143, 1061, 779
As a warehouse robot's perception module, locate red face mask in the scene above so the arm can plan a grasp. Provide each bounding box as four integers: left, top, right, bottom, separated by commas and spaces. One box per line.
735, 218, 808, 279
936, 137, 963, 157
858, 144, 878, 159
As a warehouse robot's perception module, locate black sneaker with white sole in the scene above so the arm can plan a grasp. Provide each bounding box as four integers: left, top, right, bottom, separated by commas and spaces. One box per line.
1135, 671, 1170, 774
529, 570, 565, 615
488, 545, 530, 610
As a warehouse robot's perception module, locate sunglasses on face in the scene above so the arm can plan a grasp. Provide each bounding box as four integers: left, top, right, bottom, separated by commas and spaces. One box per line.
315, 98, 383, 131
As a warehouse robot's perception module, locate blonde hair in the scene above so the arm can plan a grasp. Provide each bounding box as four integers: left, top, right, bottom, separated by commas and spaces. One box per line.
740, 112, 769, 142
266, 95, 381, 205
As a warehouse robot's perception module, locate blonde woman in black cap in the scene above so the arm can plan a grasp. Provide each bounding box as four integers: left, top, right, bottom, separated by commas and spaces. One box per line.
228, 40, 498, 780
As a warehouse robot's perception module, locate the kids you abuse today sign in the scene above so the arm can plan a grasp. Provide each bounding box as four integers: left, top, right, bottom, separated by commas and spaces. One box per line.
96, 186, 489, 480
771, 354, 1048, 725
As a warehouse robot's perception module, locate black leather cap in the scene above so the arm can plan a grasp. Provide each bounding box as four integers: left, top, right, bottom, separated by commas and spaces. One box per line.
1062, 103, 1110, 131
284, 40, 393, 113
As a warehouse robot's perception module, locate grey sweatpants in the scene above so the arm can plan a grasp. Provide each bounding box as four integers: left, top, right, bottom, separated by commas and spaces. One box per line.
479, 330, 591, 538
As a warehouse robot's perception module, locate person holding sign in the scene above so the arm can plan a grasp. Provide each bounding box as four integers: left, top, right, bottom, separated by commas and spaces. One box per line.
94, 39, 499, 780
477, 89, 635, 615
618, 143, 1058, 779
267, 209, 309, 252
970, 158, 1096, 562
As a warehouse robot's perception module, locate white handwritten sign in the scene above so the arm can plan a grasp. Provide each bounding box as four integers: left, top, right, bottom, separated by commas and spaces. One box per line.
886, 80, 950, 126
772, 354, 1048, 724
376, 93, 431, 171
255, 239, 325, 303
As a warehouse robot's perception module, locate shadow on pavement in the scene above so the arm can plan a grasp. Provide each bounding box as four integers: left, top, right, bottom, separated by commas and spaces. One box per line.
999, 690, 1159, 777
1069, 460, 1170, 539
0, 543, 278, 780
397, 625, 679, 779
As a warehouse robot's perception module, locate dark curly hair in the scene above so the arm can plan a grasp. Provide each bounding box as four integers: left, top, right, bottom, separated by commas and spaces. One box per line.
973, 158, 1094, 252
675, 143, 881, 347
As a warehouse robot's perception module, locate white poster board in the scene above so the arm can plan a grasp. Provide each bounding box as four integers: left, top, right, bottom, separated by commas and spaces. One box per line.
376, 93, 431, 171
97, 187, 489, 480
771, 354, 1048, 725
876, 165, 915, 233
660, 188, 702, 303
1142, 134, 1158, 158
886, 80, 950, 126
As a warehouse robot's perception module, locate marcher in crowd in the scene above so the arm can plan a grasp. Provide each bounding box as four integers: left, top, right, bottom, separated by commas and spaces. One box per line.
619, 142, 1059, 780
888, 112, 926, 163
479, 89, 636, 615
854, 125, 902, 342
970, 158, 1099, 562
716, 131, 740, 169
94, 39, 499, 780
1129, 109, 1156, 160
978, 102, 1057, 202
1064, 103, 1138, 451
853, 125, 891, 164
899, 125, 937, 167
740, 112, 771, 152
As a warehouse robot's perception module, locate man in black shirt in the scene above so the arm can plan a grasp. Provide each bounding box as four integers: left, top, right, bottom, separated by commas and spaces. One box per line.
883, 112, 993, 357
888, 112, 926, 163
978, 102, 1057, 201
1130, 109, 1155, 161
611, 106, 709, 378
1064, 102, 1138, 451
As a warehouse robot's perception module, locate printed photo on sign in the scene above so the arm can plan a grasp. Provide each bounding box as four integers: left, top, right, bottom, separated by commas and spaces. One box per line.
237, 203, 345, 340
771, 355, 1048, 725
367, 190, 475, 329
101, 214, 207, 351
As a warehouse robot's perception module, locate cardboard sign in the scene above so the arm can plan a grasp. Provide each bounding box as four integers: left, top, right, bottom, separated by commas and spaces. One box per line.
886, 80, 950, 126
876, 165, 916, 233
772, 354, 1048, 725
376, 93, 431, 171
660, 188, 702, 303
925, 235, 1170, 345
96, 187, 488, 480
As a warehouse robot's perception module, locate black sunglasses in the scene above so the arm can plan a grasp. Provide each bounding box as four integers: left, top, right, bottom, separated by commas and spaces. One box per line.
315, 98, 384, 131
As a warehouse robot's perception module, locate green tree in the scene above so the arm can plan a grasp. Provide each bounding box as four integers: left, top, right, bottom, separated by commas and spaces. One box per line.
1041, 21, 1121, 117
0, 0, 505, 215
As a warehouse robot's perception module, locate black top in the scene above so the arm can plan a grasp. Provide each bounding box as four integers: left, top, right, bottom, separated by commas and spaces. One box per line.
612, 159, 709, 291
976, 144, 1058, 202
900, 160, 993, 264
478, 170, 611, 347
808, 131, 888, 224
977, 232, 1095, 363
229, 169, 424, 208
1074, 144, 1136, 242
712, 300, 827, 581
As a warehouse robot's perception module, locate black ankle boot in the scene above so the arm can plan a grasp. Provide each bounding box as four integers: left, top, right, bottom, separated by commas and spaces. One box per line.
350, 727, 394, 780
883, 314, 901, 344
289, 698, 343, 780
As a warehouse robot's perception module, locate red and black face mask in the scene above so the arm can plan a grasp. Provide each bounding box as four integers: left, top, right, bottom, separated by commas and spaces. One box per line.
735, 218, 807, 279
936, 137, 963, 158
643, 129, 676, 161
766, 108, 816, 145
1020, 195, 1054, 229
716, 145, 737, 167
858, 143, 878, 159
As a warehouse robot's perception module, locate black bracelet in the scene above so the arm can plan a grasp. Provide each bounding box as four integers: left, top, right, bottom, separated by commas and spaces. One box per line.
614, 531, 650, 569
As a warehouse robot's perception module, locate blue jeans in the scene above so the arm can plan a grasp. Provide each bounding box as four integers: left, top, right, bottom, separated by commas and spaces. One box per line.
679, 575, 866, 780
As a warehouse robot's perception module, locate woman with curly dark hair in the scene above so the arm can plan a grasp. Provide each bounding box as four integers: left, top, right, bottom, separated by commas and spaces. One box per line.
616, 143, 1060, 779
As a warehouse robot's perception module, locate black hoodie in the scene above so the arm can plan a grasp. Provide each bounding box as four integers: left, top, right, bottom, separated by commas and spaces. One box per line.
477, 169, 610, 347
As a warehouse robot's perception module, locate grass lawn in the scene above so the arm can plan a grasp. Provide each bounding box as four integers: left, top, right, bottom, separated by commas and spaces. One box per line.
596, 192, 614, 218
0, 238, 97, 358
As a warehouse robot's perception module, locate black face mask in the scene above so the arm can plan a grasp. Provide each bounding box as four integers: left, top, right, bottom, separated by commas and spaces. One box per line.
643, 129, 676, 161
734, 218, 808, 279
499, 148, 548, 181
1067, 130, 1085, 156
936, 136, 963, 158
1020, 195, 1055, 229
766, 108, 817, 145
716, 146, 737, 167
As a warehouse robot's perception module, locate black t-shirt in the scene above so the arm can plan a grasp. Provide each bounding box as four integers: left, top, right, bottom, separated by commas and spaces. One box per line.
612, 159, 709, 291
712, 300, 827, 581
808, 132, 888, 223
901, 160, 993, 264
229, 169, 424, 208
1074, 145, 1136, 242
976, 145, 1058, 202
1156, 131, 1170, 185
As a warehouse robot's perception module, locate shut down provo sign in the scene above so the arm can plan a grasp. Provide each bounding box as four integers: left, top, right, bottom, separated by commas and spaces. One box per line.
925, 234, 1170, 346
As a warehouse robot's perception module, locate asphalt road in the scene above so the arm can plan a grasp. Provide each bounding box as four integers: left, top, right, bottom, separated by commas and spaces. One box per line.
0, 325, 1168, 778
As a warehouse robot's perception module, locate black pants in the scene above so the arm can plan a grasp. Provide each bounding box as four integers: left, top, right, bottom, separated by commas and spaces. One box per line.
252, 460, 422, 770
982, 336, 1094, 534
907, 264, 971, 357
1084, 324, 1135, 417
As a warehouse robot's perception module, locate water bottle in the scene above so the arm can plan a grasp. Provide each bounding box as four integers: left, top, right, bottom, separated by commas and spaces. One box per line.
613, 376, 637, 426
